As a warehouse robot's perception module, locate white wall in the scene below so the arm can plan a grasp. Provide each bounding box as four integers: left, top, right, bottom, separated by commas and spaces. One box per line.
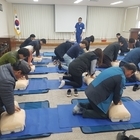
7, 4, 125, 40
122, 6, 140, 38
0, 0, 9, 36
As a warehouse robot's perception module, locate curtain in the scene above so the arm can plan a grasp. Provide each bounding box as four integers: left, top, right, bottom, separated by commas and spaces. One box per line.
10, 4, 125, 39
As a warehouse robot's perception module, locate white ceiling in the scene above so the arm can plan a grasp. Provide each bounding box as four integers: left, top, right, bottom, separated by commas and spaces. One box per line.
6, 0, 140, 7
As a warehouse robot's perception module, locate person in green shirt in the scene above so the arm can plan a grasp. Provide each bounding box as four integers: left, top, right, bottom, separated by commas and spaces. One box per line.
0, 48, 30, 65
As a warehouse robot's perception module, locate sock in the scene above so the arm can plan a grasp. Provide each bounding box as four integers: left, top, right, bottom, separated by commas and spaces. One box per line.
59, 77, 63, 82
73, 104, 83, 114
58, 80, 65, 89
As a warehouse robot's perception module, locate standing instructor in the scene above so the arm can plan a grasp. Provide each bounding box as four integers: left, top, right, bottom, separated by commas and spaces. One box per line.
74, 17, 85, 43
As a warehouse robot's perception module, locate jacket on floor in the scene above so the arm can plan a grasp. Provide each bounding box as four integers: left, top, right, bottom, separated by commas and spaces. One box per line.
85, 67, 126, 114
0, 64, 17, 114
103, 42, 121, 61
121, 47, 140, 71
54, 41, 73, 58
19, 37, 32, 48
68, 51, 97, 76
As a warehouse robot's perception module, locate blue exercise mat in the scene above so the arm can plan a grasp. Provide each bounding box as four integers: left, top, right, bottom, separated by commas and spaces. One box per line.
14, 78, 49, 95
19, 100, 49, 110
43, 52, 56, 57
125, 81, 140, 86
32, 58, 51, 65
117, 55, 125, 60
57, 100, 140, 129
96, 67, 106, 71
0, 101, 72, 140
46, 79, 87, 91
44, 67, 67, 73
72, 97, 140, 134
29, 66, 66, 74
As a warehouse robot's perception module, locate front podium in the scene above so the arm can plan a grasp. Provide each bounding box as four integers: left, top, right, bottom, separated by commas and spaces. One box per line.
129, 28, 140, 48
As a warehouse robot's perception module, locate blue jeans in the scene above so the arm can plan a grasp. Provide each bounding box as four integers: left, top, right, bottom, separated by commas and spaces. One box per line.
62, 54, 73, 71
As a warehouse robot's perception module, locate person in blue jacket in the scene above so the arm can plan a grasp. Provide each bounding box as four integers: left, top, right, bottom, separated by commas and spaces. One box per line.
119, 47, 140, 91
73, 63, 136, 119
74, 17, 85, 43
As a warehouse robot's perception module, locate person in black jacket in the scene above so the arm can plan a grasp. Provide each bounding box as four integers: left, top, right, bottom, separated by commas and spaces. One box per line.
19, 34, 36, 48
58, 48, 103, 89
84, 35, 94, 51
53, 41, 74, 62
27, 38, 46, 57
99, 42, 123, 68
0, 60, 31, 115
116, 33, 130, 55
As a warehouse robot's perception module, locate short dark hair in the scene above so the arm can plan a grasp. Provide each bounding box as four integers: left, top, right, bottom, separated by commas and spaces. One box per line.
93, 48, 103, 66
129, 38, 135, 43
30, 34, 36, 38
40, 38, 46, 44
119, 40, 124, 45
116, 33, 121, 36
123, 63, 137, 73
90, 35, 94, 42
12, 60, 31, 75
18, 48, 30, 57
79, 17, 82, 20
81, 40, 88, 48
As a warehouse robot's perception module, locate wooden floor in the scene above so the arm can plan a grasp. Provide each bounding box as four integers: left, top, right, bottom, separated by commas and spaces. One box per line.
16, 39, 117, 48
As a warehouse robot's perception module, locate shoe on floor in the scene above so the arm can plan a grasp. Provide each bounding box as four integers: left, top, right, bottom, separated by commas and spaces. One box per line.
73, 103, 83, 115
67, 89, 72, 97
58, 63, 62, 70
133, 84, 140, 91
129, 135, 139, 140
116, 131, 129, 140
74, 89, 78, 97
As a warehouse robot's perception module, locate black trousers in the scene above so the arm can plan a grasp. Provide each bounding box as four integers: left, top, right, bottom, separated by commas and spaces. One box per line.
119, 61, 137, 82
54, 49, 64, 62
63, 74, 83, 88
80, 99, 108, 119
120, 47, 130, 54
99, 54, 112, 68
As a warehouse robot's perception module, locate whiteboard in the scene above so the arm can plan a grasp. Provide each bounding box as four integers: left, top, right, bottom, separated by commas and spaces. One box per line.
55, 5, 87, 32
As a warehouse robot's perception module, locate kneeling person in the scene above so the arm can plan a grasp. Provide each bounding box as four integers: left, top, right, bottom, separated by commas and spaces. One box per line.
73, 63, 136, 119
0, 60, 31, 115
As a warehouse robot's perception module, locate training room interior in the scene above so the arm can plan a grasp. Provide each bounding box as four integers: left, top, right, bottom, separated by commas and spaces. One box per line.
1, 0, 140, 140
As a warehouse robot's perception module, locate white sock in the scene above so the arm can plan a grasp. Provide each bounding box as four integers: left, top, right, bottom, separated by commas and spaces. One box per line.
58, 80, 65, 89
59, 77, 63, 82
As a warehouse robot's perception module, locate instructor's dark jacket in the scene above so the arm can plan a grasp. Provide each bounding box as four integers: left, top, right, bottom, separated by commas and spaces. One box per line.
85, 67, 125, 114
103, 42, 121, 61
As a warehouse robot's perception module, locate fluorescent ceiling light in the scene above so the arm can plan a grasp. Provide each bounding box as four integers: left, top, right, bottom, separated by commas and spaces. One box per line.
33, 0, 38, 2
74, 0, 83, 4
110, 1, 123, 5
